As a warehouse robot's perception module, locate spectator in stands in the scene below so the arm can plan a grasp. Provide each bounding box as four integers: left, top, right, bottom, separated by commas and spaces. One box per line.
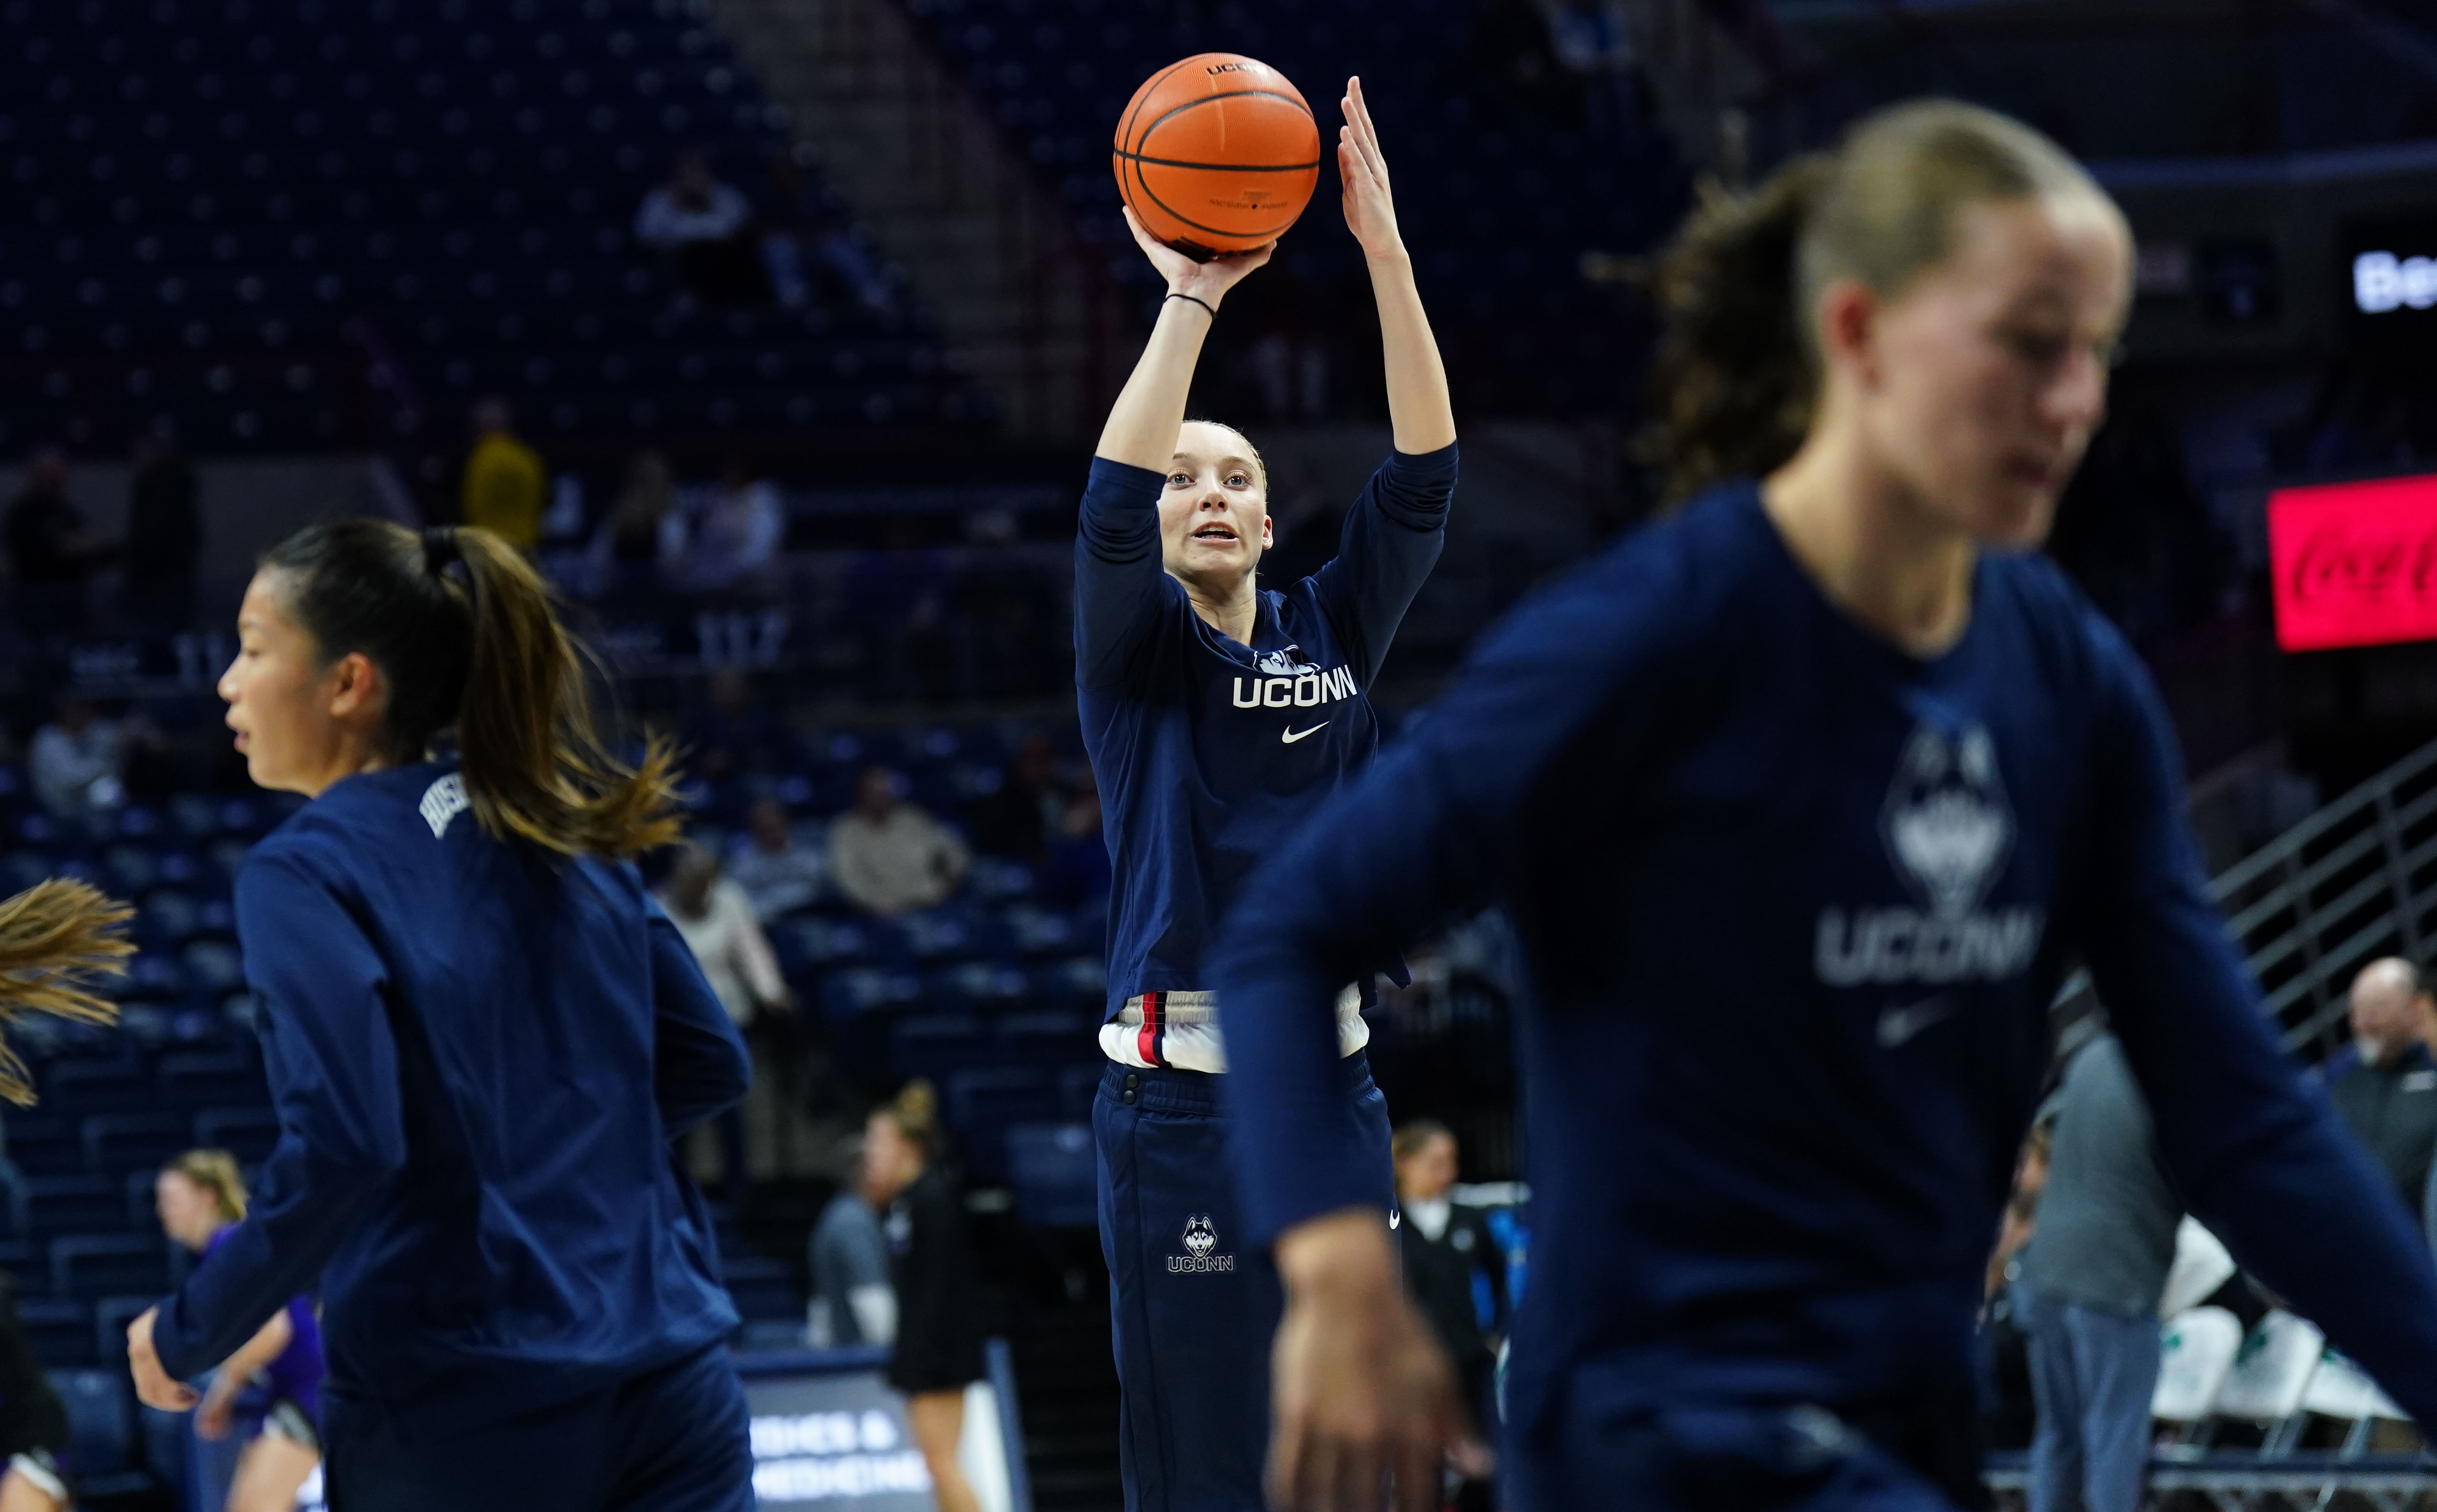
807, 1133, 896, 1350
729, 797, 827, 922
458, 398, 546, 551
965, 732, 1065, 863
583, 449, 682, 599
123, 424, 202, 635
29, 693, 127, 823
1039, 763, 1111, 906
0, 1275, 74, 1512
1391, 1120, 1505, 1512
157, 1149, 324, 1512
634, 150, 770, 307
2014, 1030, 2181, 1512
5, 447, 112, 631
828, 766, 969, 917
658, 842, 792, 1203
670, 455, 785, 596
2325, 957, 2437, 1214
761, 148, 898, 315
866, 1082, 983, 1512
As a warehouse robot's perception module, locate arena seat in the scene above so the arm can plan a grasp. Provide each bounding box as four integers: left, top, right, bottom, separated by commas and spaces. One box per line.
154, 1050, 268, 1110
44, 1059, 152, 1115
90, 1296, 155, 1377
83, 1114, 194, 1176
2152, 1305, 2243, 1429
18, 1177, 131, 1242
2211, 1310, 2327, 1452
1005, 1122, 1095, 1228
50, 1235, 173, 1302
194, 1107, 283, 1166
18, 1300, 96, 1368
48, 1368, 140, 1481
719, 1254, 802, 1323
945, 1068, 1059, 1180
2, 1117, 85, 1180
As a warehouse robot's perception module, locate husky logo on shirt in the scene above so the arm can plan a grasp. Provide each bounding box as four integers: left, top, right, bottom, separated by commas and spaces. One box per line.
1233, 645, 1361, 713
1815, 721, 2045, 988
1169, 1214, 1233, 1272
419, 773, 469, 839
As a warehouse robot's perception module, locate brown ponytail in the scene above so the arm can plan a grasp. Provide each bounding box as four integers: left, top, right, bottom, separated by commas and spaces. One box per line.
260, 519, 682, 859
1647, 99, 2113, 503
0, 879, 131, 1105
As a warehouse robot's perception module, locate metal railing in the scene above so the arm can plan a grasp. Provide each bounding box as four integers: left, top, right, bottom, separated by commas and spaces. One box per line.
2147, 739, 2437, 1060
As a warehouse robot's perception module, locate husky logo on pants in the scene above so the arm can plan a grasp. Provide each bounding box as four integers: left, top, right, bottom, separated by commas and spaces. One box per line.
1169, 1214, 1232, 1273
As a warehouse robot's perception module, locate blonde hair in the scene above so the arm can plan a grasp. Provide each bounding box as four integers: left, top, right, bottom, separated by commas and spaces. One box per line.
162, 1148, 249, 1222
1648, 98, 2113, 502
1391, 1118, 1454, 1163
0, 880, 132, 1105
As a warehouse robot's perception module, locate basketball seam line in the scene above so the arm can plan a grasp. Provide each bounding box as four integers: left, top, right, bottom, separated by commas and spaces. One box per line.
1115, 55, 1198, 157
1136, 90, 1316, 152
1111, 148, 1322, 173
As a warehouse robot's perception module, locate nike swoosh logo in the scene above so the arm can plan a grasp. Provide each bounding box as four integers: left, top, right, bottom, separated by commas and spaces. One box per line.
1877, 995, 1955, 1049
1281, 722, 1329, 743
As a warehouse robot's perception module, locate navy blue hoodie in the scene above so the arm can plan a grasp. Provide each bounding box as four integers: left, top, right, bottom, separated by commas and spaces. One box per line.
152, 763, 749, 1433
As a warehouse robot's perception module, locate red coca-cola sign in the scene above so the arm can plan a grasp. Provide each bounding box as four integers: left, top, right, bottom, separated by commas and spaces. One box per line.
2269, 473, 2437, 651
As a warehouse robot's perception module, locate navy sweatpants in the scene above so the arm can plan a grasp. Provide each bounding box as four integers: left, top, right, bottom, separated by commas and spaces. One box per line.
1095, 1052, 1394, 1512
322, 1341, 754, 1512
1510, 1401, 1975, 1512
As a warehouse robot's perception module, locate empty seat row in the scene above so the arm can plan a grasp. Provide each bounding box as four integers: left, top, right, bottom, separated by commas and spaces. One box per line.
5, 1106, 277, 1195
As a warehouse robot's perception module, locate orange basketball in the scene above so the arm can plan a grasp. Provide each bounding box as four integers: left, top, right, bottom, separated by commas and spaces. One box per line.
1113, 53, 1322, 260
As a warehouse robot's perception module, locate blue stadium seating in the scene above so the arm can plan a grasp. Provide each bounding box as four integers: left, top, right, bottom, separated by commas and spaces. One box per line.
49, 1367, 140, 1482
2, 1117, 84, 1179
18, 1299, 96, 1369
91, 1295, 154, 1375
945, 1067, 1060, 1180
195, 1107, 282, 1165
51, 1235, 173, 1302
83, 1113, 194, 1175
44, 1059, 150, 1115
721, 1254, 800, 1323
1005, 1122, 1095, 1228
154, 1050, 267, 1110
18, 1176, 128, 1241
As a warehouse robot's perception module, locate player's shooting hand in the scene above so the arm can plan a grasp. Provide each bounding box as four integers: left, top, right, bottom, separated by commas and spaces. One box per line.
126, 1307, 200, 1413
1337, 77, 1405, 263
1268, 1208, 1483, 1512
1122, 206, 1273, 307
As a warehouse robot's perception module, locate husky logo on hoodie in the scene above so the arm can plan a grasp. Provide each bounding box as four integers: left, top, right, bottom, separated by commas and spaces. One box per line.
1815, 721, 2045, 990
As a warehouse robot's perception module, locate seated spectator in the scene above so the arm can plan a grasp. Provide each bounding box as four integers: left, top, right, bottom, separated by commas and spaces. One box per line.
2013, 1029, 2180, 1512
964, 732, 1066, 863
658, 843, 791, 1201
28, 694, 144, 823
123, 424, 202, 635
459, 397, 547, 551
634, 150, 770, 307
729, 797, 827, 922
583, 450, 682, 599
5, 448, 112, 631
761, 148, 898, 315
828, 766, 968, 917
807, 1134, 896, 1350
2324, 957, 2437, 1213
1039, 764, 1110, 905
669, 456, 785, 596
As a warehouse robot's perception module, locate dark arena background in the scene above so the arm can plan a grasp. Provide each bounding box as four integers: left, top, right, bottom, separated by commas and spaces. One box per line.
7, 1, 2437, 1508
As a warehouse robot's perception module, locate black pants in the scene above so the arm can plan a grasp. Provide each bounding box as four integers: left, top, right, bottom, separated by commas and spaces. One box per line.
324, 1343, 752, 1512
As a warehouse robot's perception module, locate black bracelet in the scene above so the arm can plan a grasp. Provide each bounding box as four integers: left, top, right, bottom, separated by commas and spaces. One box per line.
1165, 291, 1218, 318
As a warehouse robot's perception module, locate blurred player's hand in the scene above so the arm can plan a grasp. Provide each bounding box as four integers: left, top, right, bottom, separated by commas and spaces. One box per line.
1269, 1208, 1484, 1512
126, 1307, 200, 1413
194, 1381, 238, 1441
1337, 77, 1405, 264
1122, 206, 1273, 307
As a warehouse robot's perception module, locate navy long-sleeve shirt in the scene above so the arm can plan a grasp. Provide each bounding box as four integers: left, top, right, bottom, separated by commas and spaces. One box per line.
1216, 481, 2437, 1468
152, 763, 749, 1434
1076, 445, 1453, 1069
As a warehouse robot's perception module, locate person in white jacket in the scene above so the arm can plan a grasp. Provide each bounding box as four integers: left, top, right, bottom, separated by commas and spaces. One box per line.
660, 843, 790, 1200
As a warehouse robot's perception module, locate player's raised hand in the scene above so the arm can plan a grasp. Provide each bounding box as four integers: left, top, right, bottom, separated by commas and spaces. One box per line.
1268, 1209, 1482, 1512
1123, 205, 1273, 308
1338, 77, 1405, 263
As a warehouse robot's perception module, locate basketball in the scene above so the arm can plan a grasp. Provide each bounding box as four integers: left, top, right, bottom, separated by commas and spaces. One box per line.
1113, 53, 1322, 260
